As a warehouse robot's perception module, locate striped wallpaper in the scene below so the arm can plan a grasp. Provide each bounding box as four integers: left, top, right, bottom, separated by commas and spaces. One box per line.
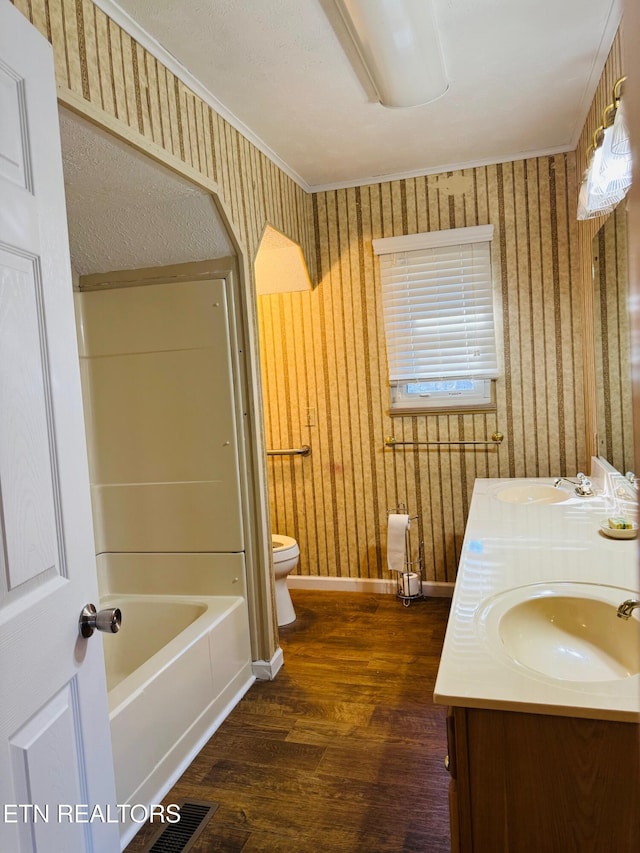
10, 0, 313, 269
575, 31, 626, 465
12, 0, 624, 587
260, 156, 584, 583
11, 0, 315, 660
593, 205, 633, 472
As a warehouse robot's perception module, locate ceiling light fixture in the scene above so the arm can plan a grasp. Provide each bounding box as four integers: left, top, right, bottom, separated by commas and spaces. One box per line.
334, 0, 448, 108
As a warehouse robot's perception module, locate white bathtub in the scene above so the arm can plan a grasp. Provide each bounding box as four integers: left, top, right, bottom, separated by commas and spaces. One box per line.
100, 592, 253, 847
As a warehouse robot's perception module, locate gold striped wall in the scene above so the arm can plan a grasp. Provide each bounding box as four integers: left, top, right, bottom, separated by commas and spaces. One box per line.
13, 0, 623, 585
11, 0, 315, 660
11, 0, 313, 272
260, 156, 583, 583
576, 31, 625, 463
592, 205, 633, 471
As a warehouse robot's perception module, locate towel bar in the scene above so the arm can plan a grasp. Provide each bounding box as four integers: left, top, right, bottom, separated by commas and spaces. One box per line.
385, 432, 503, 448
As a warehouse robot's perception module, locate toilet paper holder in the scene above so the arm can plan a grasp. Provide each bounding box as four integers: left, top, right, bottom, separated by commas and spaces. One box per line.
387, 504, 424, 607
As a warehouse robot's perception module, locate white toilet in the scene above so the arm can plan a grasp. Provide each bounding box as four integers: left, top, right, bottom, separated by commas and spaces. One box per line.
271, 534, 299, 626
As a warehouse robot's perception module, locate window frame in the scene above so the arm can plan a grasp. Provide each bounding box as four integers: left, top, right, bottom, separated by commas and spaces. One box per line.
373, 225, 499, 416
389, 377, 496, 415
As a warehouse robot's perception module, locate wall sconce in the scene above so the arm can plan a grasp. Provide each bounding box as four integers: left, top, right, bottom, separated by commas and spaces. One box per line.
334, 0, 448, 108
577, 77, 631, 220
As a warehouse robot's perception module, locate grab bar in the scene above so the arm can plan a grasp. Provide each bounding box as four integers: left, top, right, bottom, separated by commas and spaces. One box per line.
385, 432, 504, 448
267, 445, 311, 457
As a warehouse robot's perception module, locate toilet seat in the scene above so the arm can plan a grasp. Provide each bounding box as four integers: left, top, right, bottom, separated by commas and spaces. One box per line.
272, 534, 299, 558
270, 534, 299, 627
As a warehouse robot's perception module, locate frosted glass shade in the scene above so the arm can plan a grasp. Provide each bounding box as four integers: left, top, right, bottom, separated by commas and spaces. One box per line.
577, 161, 622, 221
335, 0, 448, 107
594, 124, 632, 196
611, 98, 631, 156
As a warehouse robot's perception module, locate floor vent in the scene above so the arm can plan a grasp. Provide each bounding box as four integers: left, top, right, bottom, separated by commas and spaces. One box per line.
141, 799, 219, 853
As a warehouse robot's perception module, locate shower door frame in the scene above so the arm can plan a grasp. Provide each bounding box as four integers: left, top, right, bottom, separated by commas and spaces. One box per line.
77, 256, 278, 668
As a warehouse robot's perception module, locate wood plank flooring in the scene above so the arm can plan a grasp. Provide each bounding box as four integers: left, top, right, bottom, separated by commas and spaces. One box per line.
125, 590, 452, 852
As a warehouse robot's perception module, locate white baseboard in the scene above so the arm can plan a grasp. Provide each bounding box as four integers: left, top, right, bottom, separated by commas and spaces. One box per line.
252, 646, 284, 680
287, 574, 454, 597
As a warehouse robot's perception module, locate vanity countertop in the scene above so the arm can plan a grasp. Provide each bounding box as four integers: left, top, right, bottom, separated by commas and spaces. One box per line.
433, 474, 640, 722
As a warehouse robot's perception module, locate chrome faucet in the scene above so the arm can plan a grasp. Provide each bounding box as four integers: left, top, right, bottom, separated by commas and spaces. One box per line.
617, 600, 640, 620
553, 472, 594, 497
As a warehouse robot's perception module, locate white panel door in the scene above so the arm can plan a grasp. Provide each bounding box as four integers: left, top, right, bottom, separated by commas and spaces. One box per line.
0, 3, 119, 852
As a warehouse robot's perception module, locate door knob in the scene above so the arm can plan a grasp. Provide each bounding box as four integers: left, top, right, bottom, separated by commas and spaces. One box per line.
79, 603, 122, 638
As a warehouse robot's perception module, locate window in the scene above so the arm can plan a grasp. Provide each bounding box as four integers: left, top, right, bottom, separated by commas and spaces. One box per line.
373, 225, 498, 413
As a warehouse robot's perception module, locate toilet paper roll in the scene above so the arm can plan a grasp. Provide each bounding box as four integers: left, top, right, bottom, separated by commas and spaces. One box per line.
400, 572, 421, 597
387, 513, 410, 573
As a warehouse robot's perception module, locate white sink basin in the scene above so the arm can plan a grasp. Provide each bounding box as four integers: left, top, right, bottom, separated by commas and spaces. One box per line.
477, 583, 640, 682
494, 484, 571, 504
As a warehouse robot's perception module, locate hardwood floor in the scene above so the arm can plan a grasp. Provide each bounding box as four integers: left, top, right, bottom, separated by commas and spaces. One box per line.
125, 590, 452, 852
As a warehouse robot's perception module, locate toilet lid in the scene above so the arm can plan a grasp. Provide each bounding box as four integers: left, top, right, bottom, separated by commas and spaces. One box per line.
272, 534, 297, 552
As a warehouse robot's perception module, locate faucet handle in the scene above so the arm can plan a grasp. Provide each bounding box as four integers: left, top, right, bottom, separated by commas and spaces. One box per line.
575, 473, 594, 496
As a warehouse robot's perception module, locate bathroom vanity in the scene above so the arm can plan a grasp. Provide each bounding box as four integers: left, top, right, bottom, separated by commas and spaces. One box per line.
434, 465, 640, 851
445, 705, 638, 851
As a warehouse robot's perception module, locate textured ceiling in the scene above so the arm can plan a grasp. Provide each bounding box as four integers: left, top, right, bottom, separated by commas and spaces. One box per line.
59, 108, 234, 276
104, 0, 621, 190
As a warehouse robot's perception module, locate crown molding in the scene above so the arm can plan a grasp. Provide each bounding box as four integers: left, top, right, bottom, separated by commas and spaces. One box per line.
92, 0, 312, 192
307, 145, 576, 193
91, 0, 621, 199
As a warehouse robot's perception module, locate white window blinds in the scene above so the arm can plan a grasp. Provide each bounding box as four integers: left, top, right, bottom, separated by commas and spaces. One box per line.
373, 225, 498, 382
